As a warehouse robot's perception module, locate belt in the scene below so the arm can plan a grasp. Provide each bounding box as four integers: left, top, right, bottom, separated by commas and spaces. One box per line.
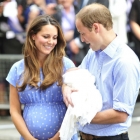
80, 132, 103, 140
80, 131, 128, 140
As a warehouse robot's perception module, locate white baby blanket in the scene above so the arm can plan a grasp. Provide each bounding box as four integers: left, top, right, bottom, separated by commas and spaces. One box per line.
59, 69, 102, 140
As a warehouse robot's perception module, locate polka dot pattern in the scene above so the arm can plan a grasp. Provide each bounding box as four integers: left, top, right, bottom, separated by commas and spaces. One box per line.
6, 57, 75, 140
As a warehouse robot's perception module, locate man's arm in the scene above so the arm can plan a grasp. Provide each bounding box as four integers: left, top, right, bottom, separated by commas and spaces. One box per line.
62, 83, 128, 124
91, 109, 128, 124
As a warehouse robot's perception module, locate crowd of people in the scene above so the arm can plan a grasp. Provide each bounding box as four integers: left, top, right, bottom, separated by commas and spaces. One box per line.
0, 0, 139, 65
0, 0, 140, 140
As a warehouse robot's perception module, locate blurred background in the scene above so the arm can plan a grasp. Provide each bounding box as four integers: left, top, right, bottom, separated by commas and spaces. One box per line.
0, 0, 140, 139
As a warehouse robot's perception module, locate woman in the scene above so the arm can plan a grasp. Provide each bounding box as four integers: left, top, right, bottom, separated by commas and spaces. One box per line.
24, 0, 56, 31
53, 0, 78, 59
129, 0, 140, 60
6, 15, 76, 140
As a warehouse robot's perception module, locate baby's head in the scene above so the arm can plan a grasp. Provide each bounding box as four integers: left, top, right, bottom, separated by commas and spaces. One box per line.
63, 67, 80, 88
63, 68, 95, 89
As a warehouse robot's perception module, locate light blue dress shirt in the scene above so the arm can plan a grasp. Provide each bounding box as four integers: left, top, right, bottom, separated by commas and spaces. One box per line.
79, 36, 140, 136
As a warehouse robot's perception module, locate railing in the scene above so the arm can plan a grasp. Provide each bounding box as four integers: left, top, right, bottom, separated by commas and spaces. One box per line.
0, 54, 139, 110
0, 54, 23, 110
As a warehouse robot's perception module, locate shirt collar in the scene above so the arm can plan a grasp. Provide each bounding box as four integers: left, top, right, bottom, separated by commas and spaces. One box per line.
103, 36, 120, 58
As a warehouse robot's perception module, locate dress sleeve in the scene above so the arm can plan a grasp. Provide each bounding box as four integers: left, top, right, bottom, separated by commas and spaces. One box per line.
6, 60, 23, 87
6, 63, 18, 87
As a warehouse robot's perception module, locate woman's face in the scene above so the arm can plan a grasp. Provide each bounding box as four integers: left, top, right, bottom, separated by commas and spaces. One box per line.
32, 24, 58, 60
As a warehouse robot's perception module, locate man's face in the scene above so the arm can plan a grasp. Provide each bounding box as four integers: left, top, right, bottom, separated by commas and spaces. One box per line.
76, 19, 101, 51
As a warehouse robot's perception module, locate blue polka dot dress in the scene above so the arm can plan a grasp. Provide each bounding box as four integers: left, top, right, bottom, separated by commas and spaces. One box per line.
6, 57, 77, 140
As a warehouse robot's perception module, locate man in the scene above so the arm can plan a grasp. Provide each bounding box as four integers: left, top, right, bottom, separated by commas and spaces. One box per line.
69, 0, 109, 66
62, 3, 140, 140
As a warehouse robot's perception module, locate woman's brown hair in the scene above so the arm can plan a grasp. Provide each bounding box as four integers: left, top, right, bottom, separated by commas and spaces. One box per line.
18, 15, 66, 91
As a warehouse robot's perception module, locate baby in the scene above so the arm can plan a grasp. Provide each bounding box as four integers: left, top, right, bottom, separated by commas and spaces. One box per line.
59, 68, 102, 140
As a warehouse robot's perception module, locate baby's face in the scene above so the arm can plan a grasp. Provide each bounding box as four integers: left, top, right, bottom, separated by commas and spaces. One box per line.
63, 69, 96, 89
63, 68, 84, 89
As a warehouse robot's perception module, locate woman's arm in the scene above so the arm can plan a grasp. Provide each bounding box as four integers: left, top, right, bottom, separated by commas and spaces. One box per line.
130, 20, 140, 40
64, 30, 74, 42
9, 84, 37, 140
26, 10, 39, 32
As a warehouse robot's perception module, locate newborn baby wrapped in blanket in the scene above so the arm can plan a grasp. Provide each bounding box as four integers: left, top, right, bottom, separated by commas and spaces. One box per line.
59, 68, 102, 140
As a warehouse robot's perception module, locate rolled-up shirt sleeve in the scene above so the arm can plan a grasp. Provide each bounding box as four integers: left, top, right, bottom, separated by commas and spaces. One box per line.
113, 58, 140, 116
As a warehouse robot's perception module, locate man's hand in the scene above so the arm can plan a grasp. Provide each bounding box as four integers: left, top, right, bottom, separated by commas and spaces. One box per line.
62, 84, 73, 107
62, 84, 78, 107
